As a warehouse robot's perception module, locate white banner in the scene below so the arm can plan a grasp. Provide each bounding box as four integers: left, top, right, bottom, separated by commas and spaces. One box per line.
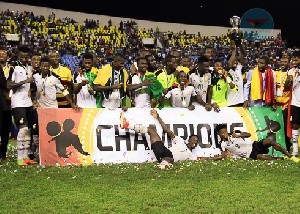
90, 107, 251, 163
40, 107, 284, 165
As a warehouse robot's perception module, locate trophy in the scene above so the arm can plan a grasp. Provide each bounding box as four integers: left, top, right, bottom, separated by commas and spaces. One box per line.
230, 15, 242, 46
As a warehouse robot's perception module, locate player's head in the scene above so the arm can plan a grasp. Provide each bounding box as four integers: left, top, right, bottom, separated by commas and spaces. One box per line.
215, 124, 228, 139
187, 135, 199, 150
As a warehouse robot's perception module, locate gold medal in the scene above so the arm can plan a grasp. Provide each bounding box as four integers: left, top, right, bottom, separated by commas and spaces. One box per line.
203, 90, 207, 94
41, 91, 45, 96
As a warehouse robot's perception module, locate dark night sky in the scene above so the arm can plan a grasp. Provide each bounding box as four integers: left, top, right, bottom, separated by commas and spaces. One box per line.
1, 0, 298, 48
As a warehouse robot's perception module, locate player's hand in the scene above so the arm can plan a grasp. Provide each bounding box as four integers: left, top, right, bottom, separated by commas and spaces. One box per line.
72, 104, 81, 111
213, 103, 220, 112
25, 76, 34, 83
243, 100, 249, 108
150, 109, 158, 119
188, 104, 195, 111
121, 105, 128, 112
142, 78, 154, 86
163, 88, 168, 95
271, 103, 277, 111
33, 100, 39, 109
112, 83, 123, 89
150, 99, 157, 108
205, 103, 212, 111
81, 79, 89, 86
232, 131, 240, 138
87, 88, 95, 95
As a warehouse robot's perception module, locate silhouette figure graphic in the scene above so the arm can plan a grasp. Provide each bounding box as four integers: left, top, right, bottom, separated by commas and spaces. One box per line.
256, 115, 281, 141
46, 119, 90, 158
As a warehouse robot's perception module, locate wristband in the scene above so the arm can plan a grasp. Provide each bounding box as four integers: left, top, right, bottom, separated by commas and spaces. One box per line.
226, 76, 232, 83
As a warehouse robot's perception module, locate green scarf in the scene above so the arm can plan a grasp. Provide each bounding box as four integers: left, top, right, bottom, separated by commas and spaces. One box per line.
146, 74, 164, 109
82, 70, 102, 108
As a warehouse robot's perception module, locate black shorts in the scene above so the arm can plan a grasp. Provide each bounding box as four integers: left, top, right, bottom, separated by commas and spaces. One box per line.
12, 106, 34, 128
152, 141, 173, 163
249, 140, 270, 160
290, 105, 300, 125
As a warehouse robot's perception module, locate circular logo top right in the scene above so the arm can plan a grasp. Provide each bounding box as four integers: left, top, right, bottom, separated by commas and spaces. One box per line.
240, 8, 274, 40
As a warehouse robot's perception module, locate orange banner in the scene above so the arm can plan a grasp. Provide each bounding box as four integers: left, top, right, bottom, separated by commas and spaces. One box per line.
39, 108, 100, 166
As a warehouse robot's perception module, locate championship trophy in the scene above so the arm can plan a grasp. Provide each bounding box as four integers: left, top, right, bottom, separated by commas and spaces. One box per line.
230, 15, 242, 46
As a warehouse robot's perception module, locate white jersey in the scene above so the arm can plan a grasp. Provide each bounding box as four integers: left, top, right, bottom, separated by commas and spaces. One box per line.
8, 65, 33, 108
227, 63, 244, 106
169, 136, 196, 162
220, 137, 252, 158
189, 72, 211, 103
287, 67, 300, 107
73, 72, 97, 108
165, 85, 196, 107
129, 74, 151, 108
33, 72, 66, 108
